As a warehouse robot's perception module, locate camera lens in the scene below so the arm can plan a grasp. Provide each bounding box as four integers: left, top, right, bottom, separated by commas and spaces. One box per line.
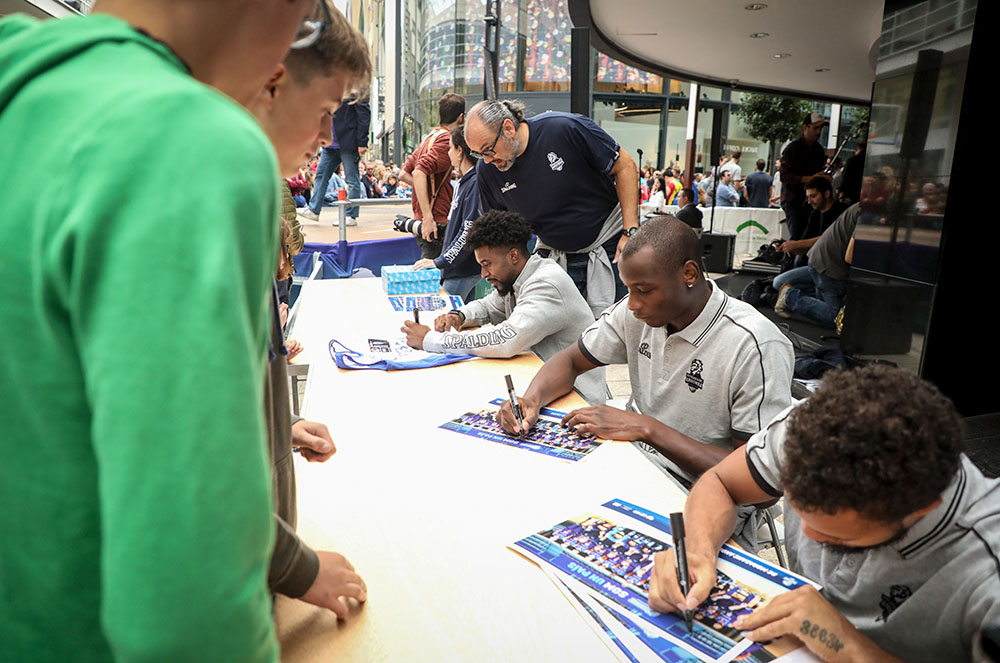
392, 214, 423, 236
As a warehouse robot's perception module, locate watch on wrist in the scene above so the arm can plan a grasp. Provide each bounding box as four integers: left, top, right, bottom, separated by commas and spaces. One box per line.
623, 226, 639, 238
449, 309, 466, 324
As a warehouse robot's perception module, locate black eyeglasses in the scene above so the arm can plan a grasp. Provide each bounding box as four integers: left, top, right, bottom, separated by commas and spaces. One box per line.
290, 0, 332, 50
469, 123, 505, 160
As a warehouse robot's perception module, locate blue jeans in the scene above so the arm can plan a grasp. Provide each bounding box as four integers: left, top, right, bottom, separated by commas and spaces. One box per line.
773, 266, 847, 328
442, 275, 481, 303
309, 147, 361, 217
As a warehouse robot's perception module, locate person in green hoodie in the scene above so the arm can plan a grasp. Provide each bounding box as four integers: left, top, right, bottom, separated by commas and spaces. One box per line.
0, 1, 318, 661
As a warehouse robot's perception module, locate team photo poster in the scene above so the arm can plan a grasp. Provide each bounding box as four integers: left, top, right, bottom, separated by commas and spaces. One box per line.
512, 499, 821, 663
440, 398, 605, 462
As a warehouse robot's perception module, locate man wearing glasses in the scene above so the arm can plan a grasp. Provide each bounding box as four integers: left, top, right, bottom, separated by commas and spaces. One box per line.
466, 99, 641, 317
0, 1, 326, 660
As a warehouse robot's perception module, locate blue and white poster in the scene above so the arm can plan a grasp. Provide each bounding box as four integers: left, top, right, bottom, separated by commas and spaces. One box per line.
439, 398, 605, 462
511, 499, 820, 663
387, 293, 464, 313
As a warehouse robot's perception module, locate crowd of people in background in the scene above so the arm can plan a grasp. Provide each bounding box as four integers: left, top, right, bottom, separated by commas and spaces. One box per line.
289, 155, 414, 211
636, 139, 871, 213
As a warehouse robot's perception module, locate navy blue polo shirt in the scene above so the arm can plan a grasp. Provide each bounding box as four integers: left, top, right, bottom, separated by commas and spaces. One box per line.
477, 112, 620, 252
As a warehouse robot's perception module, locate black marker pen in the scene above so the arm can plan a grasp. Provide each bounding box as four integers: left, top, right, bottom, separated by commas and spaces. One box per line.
670, 512, 694, 633
504, 374, 526, 440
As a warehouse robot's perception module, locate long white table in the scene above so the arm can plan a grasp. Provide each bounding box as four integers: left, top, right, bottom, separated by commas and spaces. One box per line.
275, 278, 688, 662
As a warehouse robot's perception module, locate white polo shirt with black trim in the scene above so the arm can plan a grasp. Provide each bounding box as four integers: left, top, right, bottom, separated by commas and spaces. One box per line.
578, 279, 793, 482
746, 406, 1000, 662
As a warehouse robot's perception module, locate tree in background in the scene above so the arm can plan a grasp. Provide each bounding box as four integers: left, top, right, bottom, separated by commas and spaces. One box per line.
733, 93, 812, 169
838, 105, 871, 150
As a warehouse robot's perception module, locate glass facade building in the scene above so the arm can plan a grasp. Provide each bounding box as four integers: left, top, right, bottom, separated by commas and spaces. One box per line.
384, 0, 863, 174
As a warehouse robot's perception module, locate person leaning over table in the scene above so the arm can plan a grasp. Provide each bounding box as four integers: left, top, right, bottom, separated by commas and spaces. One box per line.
246, 3, 371, 618
496, 216, 793, 489
648, 365, 1000, 663
0, 0, 320, 660
401, 209, 606, 405
466, 98, 640, 317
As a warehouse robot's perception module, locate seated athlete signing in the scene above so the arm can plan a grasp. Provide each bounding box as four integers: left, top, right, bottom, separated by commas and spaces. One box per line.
402, 210, 606, 404
497, 216, 794, 485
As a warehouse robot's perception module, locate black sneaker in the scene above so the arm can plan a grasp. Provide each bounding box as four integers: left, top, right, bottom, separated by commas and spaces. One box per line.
740, 279, 764, 306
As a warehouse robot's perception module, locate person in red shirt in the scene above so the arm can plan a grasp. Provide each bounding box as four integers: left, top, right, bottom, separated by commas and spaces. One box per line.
401, 93, 466, 258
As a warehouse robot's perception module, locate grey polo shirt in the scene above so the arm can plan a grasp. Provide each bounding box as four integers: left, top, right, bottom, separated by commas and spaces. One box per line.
746, 406, 1000, 663
578, 279, 793, 481
423, 254, 606, 404
808, 203, 859, 280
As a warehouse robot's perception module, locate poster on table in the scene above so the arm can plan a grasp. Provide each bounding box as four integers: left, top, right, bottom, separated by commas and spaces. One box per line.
546, 566, 684, 663
554, 571, 812, 663
512, 499, 821, 663
439, 398, 605, 462
387, 293, 464, 313
328, 335, 477, 371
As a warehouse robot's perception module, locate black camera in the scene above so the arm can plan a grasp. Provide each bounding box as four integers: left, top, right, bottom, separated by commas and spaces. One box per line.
393, 214, 423, 237
757, 240, 787, 266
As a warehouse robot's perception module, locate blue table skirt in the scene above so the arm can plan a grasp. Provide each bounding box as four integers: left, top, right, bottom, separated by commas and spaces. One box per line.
293, 237, 422, 279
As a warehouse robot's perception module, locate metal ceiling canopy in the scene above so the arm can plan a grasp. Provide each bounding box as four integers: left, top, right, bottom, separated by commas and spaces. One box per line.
569, 0, 883, 105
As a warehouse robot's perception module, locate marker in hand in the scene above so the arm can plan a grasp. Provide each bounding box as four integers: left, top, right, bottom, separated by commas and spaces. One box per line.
413, 307, 420, 324
505, 374, 526, 440
670, 512, 694, 633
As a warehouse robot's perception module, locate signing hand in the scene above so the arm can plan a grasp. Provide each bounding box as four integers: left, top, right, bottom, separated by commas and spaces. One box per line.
734, 586, 899, 662
412, 258, 436, 270
435, 312, 464, 332
300, 550, 367, 619
560, 404, 647, 440
291, 419, 336, 462
496, 394, 539, 436
648, 547, 718, 614
401, 319, 431, 349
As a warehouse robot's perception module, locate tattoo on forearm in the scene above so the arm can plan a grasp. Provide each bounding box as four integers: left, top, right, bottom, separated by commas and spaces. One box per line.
800, 620, 845, 652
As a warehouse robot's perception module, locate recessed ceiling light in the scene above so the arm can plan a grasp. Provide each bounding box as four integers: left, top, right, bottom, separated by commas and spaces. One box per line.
745, 3, 768, 10
749, 32, 769, 38
815, 67, 831, 72
773, 53, 791, 59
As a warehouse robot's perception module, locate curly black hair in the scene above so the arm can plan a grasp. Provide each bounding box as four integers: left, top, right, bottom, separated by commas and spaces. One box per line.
781, 365, 964, 523
465, 209, 532, 255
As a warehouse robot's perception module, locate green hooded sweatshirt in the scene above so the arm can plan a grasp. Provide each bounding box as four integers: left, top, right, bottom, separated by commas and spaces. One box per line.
0, 13, 279, 662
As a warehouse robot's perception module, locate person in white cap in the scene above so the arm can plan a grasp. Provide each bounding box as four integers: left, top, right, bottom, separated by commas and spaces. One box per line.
779, 112, 831, 249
